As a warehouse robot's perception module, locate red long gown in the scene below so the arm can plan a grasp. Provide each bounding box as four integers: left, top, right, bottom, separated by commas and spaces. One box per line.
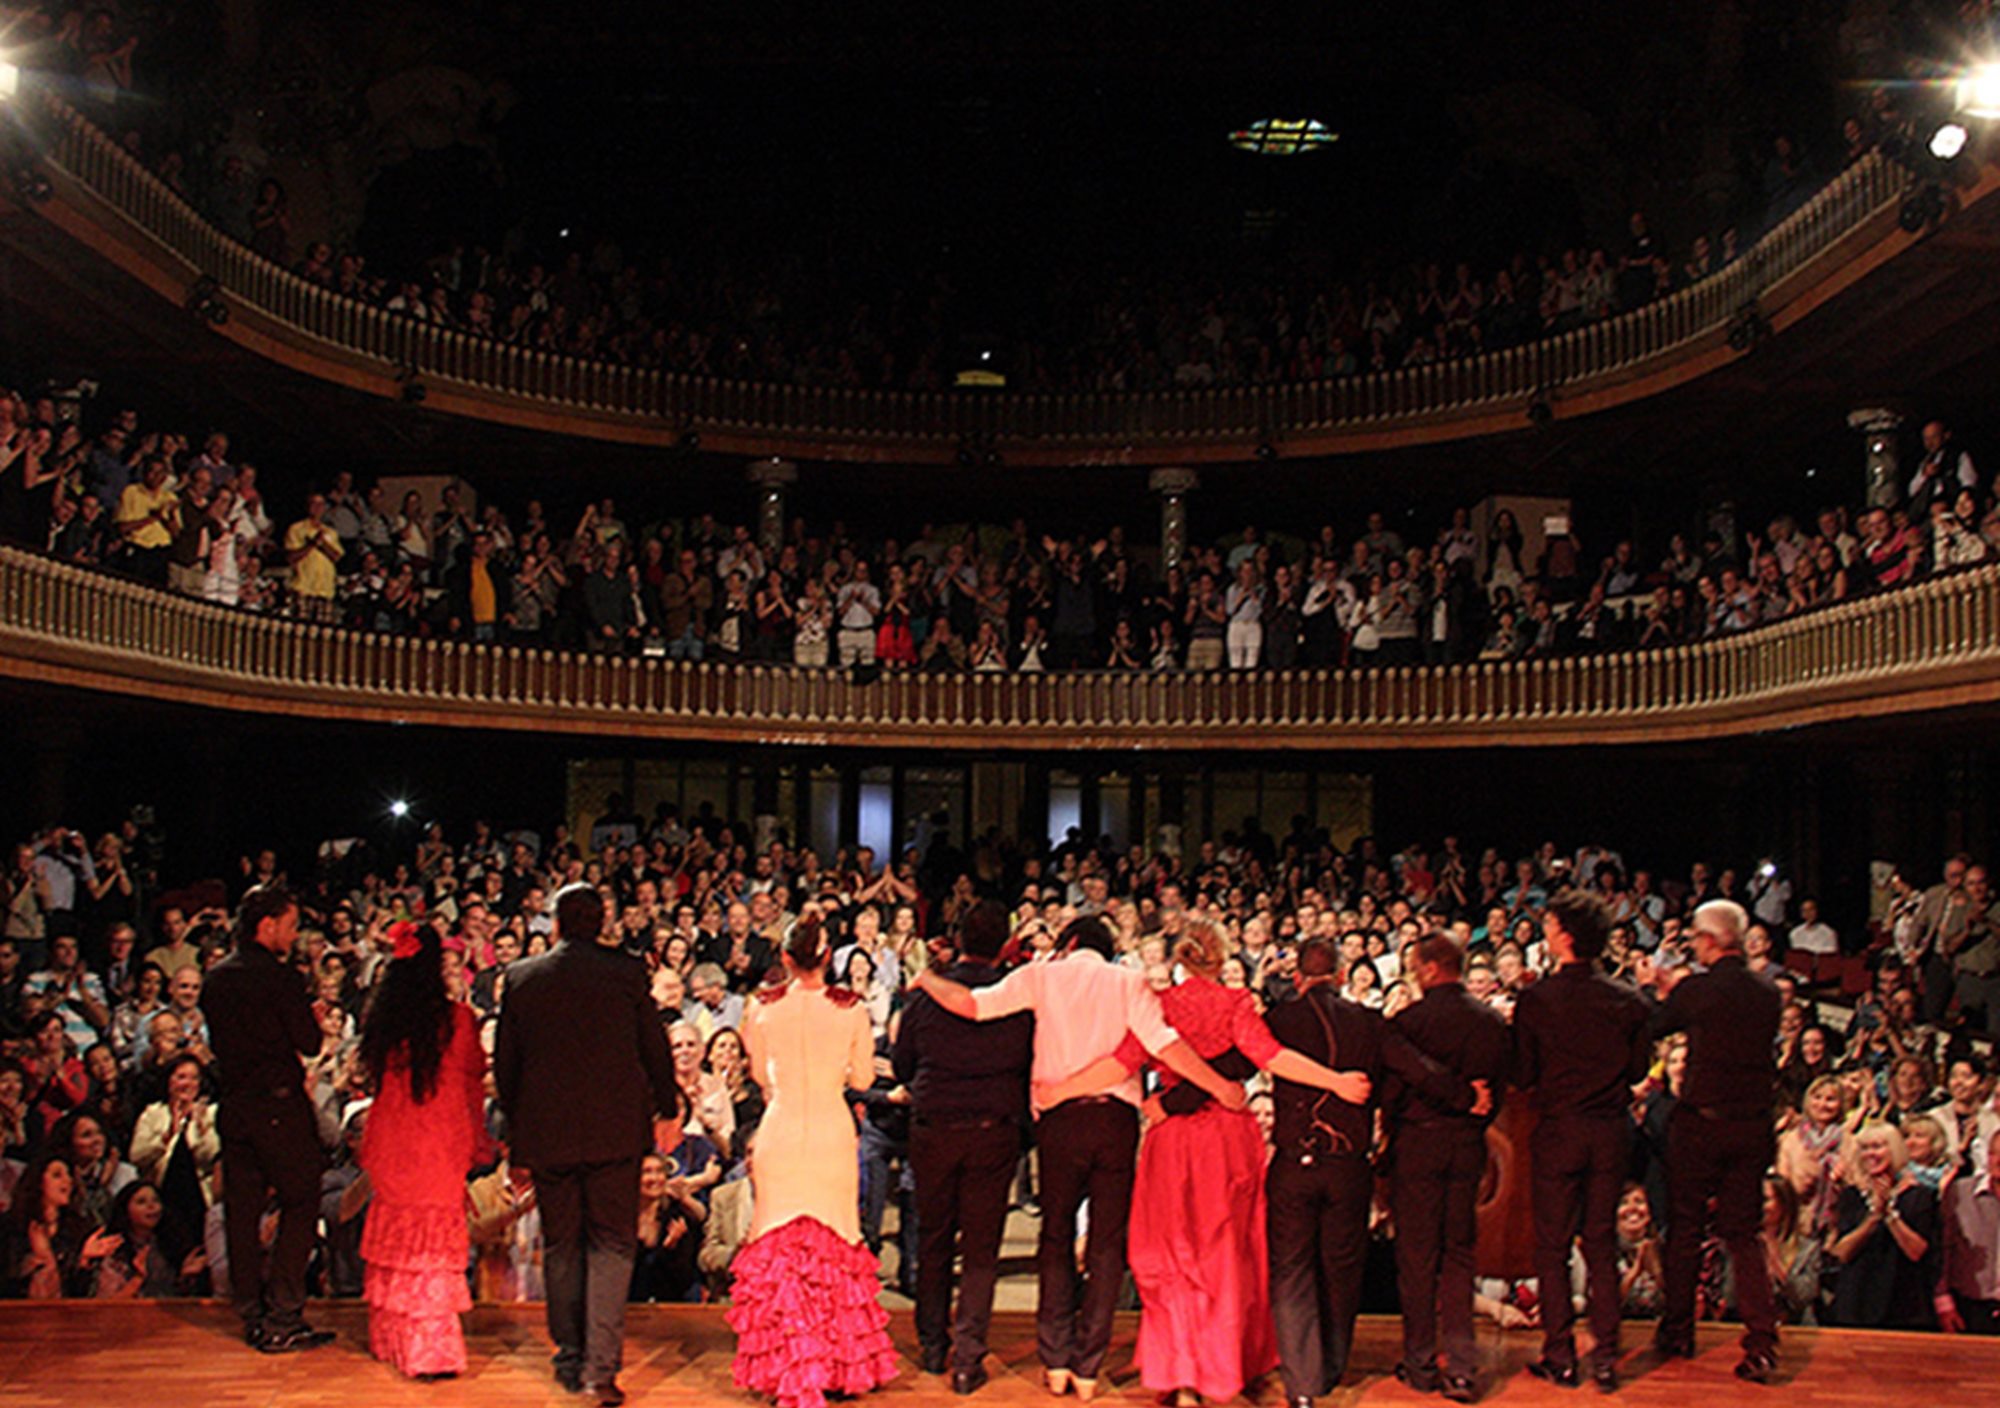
359, 1003, 488, 1377
1129, 977, 1283, 1401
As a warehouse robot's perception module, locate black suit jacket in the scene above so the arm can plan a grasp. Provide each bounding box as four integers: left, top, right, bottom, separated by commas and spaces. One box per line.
494, 939, 678, 1168
698, 929, 777, 994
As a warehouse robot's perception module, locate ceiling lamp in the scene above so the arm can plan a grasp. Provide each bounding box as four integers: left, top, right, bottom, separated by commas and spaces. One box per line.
1228, 118, 1337, 156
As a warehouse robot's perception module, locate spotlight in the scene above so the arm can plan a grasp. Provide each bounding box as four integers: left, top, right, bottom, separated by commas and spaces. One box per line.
184, 275, 228, 324
388, 799, 411, 819
0, 61, 19, 101
1958, 63, 2000, 121
1929, 122, 1969, 162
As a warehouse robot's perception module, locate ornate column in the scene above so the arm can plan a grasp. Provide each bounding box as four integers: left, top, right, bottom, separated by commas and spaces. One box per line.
1148, 467, 1198, 573
1847, 408, 1903, 509
747, 457, 796, 558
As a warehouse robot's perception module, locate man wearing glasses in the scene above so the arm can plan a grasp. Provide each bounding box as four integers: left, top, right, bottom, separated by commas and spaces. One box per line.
1651, 899, 1783, 1382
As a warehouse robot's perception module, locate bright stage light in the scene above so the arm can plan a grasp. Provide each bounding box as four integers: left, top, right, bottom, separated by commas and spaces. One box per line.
1959, 63, 2000, 120
389, 799, 411, 819
1930, 121, 1969, 161
0, 61, 20, 101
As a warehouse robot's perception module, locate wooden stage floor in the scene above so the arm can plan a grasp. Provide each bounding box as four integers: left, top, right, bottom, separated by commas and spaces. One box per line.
0, 1302, 1991, 1406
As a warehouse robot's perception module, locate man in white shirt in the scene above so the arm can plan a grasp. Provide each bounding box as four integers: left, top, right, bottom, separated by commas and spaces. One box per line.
1787, 898, 1838, 957
836, 562, 882, 667
1937, 1128, 2000, 1333
916, 916, 1243, 1398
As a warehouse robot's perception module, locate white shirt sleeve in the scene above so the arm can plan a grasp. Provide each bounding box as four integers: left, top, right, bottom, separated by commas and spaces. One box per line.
970, 962, 1041, 1020
1121, 972, 1181, 1056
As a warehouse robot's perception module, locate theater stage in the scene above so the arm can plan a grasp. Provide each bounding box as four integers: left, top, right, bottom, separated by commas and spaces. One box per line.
0, 1303, 1989, 1406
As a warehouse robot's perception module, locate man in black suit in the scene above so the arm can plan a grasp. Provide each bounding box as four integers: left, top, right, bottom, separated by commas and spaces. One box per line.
1651, 899, 1783, 1383
892, 901, 1034, 1394
203, 884, 333, 1354
699, 899, 776, 994
1385, 932, 1512, 1403
1264, 936, 1491, 1408
1515, 892, 1653, 1392
495, 883, 678, 1407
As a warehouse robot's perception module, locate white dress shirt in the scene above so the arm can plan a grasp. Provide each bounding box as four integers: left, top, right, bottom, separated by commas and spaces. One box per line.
971, 948, 1181, 1112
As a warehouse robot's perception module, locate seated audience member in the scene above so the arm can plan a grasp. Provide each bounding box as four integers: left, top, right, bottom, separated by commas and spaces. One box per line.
4, 1153, 119, 1297
630, 1149, 705, 1304
92, 1179, 207, 1297
1938, 1129, 2000, 1334
700, 1127, 756, 1301
1827, 1122, 1940, 1329
128, 1055, 220, 1242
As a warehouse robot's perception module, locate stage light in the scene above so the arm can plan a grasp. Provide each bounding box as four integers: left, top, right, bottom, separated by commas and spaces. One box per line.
0, 61, 19, 101
1228, 118, 1337, 156
1958, 63, 2000, 120
1930, 121, 1969, 161
389, 799, 411, 819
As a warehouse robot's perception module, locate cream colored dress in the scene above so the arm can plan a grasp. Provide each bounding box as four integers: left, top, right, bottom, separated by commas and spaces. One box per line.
742, 982, 876, 1243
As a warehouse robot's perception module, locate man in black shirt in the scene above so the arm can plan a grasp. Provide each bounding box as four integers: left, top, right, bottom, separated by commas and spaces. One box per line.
1515, 892, 1652, 1391
201, 883, 331, 1353
892, 902, 1034, 1394
1385, 933, 1512, 1403
1264, 936, 1490, 1408
1652, 899, 1782, 1382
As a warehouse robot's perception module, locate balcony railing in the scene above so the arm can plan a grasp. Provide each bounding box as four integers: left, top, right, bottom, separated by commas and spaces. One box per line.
21, 88, 1910, 461
3, 545, 1996, 750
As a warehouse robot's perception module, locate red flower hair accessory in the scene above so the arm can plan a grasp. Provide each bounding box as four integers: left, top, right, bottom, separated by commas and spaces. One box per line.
388, 921, 424, 960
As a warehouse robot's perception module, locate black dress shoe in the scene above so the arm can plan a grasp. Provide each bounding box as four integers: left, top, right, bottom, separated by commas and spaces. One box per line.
1393, 1361, 1439, 1393
1592, 1362, 1618, 1394
1287, 1397, 1314, 1408
921, 1345, 949, 1375
1652, 1334, 1696, 1360
257, 1323, 335, 1354
1527, 1358, 1579, 1388
585, 1381, 626, 1407
952, 1365, 990, 1395
554, 1366, 584, 1393
242, 1321, 266, 1349
1440, 1374, 1478, 1404
1734, 1352, 1777, 1385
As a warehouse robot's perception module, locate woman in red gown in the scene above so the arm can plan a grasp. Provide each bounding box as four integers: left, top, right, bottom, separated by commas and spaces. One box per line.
357, 923, 488, 1380
1043, 922, 1368, 1406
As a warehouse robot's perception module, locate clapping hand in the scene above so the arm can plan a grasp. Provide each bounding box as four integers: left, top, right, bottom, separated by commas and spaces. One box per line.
82, 1229, 123, 1262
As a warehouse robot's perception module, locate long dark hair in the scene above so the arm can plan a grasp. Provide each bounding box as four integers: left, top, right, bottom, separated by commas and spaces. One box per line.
359, 924, 453, 1103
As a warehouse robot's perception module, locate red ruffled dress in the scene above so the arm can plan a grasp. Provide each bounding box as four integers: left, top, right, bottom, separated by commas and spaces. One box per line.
727, 982, 899, 1408
359, 1003, 488, 1377
1129, 977, 1283, 1401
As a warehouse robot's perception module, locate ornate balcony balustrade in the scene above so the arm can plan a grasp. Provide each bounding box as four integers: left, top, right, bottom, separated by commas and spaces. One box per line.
18, 90, 1914, 465
3, 547, 1996, 750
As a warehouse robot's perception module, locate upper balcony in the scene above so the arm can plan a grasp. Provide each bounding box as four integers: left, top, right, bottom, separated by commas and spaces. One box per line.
4, 545, 1998, 751
9, 90, 1998, 471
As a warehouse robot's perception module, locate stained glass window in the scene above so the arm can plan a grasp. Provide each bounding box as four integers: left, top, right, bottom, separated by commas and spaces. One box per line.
1228, 118, 1337, 156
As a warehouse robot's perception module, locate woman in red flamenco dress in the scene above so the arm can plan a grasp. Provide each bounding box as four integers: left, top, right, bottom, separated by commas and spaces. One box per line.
728, 912, 899, 1408
357, 923, 489, 1380
1043, 922, 1369, 1407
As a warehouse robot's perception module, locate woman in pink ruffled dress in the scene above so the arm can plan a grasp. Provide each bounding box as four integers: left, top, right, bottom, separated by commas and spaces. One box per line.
357, 923, 488, 1380
728, 913, 898, 1408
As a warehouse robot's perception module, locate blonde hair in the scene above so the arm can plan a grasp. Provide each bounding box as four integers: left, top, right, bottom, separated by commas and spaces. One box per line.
1900, 1114, 1948, 1167
1842, 1120, 1909, 1186
1802, 1074, 1847, 1119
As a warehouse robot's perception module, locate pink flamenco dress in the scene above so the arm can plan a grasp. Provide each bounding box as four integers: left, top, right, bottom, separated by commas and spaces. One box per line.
358, 1002, 489, 1378
1128, 976, 1283, 1402
728, 982, 899, 1408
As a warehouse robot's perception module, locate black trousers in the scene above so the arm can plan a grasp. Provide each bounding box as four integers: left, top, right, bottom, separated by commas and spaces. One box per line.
536, 1157, 641, 1387
219, 1090, 321, 1333
1267, 1150, 1374, 1398
1035, 1099, 1138, 1380
910, 1118, 1022, 1371
1390, 1125, 1485, 1381
1660, 1107, 1777, 1358
1531, 1115, 1630, 1370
